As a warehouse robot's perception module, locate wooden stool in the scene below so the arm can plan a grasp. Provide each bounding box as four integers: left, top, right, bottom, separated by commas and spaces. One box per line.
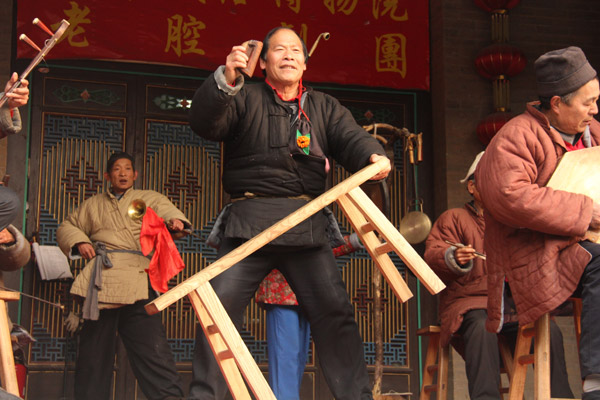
510, 301, 582, 400
418, 326, 448, 400
145, 160, 446, 399
509, 312, 576, 400
417, 325, 512, 400
0, 290, 21, 398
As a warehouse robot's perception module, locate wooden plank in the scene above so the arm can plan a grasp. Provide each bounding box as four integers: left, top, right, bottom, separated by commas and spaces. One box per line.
417, 325, 441, 336
346, 187, 445, 295
546, 146, 600, 242
189, 289, 251, 400
0, 292, 20, 302
337, 194, 413, 302
0, 298, 19, 397
509, 323, 534, 400
419, 331, 440, 400
146, 158, 389, 315
534, 314, 551, 400
437, 340, 449, 400
195, 283, 277, 400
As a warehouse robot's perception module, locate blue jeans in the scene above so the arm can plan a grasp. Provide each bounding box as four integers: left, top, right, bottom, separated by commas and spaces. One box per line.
265, 304, 310, 400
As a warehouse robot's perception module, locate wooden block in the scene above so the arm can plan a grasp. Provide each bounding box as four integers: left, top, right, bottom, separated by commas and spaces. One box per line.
423, 385, 437, 393
518, 354, 534, 365
375, 242, 394, 255
218, 350, 234, 360
206, 324, 219, 335
426, 365, 439, 374
522, 325, 536, 338
360, 222, 376, 234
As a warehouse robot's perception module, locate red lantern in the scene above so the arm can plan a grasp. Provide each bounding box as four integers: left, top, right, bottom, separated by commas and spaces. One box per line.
474, 0, 521, 12
475, 44, 527, 80
476, 112, 513, 145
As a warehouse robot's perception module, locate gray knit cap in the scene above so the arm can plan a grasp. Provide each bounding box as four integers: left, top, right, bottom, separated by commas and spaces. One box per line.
534, 46, 597, 97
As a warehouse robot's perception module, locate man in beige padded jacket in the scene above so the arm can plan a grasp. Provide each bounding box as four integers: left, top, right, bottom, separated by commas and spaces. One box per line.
57, 151, 190, 400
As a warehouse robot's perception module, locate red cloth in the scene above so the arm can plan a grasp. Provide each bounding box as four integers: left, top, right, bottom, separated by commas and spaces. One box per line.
139, 207, 185, 293
256, 235, 361, 305
564, 135, 586, 151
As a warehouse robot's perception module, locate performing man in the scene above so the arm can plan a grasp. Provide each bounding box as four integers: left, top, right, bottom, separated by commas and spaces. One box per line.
476, 46, 600, 399
57, 151, 190, 400
187, 26, 390, 400
425, 152, 573, 399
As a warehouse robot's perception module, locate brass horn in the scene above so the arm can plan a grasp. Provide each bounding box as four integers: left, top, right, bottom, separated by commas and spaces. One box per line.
128, 199, 147, 220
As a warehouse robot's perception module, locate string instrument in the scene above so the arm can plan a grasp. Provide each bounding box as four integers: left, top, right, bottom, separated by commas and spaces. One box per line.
0, 18, 70, 108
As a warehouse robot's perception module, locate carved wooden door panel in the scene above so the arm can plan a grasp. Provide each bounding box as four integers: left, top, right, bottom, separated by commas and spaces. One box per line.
20, 63, 425, 399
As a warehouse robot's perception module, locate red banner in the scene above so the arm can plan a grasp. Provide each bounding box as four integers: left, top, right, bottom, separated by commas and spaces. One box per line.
17, 1, 429, 90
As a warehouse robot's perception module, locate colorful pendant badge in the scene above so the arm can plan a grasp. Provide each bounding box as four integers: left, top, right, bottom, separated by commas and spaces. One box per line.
296, 118, 311, 155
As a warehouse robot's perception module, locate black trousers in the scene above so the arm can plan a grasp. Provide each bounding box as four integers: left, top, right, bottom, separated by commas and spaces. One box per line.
578, 241, 600, 379
75, 296, 184, 400
0, 186, 19, 231
189, 239, 372, 400
458, 309, 573, 400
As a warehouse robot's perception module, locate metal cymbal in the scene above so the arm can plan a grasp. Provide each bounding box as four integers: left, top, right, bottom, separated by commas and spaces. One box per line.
399, 210, 432, 244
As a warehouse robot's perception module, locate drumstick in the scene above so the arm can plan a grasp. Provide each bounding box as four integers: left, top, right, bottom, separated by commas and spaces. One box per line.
444, 240, 486, 260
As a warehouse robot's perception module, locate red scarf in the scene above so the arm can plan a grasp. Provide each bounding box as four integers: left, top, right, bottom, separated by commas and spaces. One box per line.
139, 207, 185, 293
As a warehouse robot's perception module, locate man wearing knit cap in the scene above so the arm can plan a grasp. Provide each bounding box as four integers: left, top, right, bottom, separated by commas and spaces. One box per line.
476, 46, 600, 399
425, 152, 572, 399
